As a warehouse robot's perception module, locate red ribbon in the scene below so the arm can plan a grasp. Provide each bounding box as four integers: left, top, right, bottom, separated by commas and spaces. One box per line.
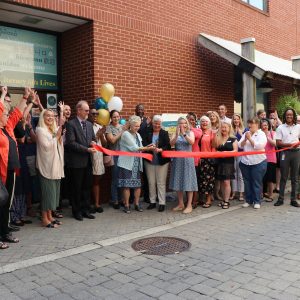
93, 145, 153, 162
94, 143, 300, 161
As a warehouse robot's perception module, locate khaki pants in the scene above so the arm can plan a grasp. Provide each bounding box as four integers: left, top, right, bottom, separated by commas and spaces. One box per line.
144, 161, 169, 205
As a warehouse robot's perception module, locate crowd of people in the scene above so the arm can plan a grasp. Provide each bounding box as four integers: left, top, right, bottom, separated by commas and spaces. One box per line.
1, 86, 300, 251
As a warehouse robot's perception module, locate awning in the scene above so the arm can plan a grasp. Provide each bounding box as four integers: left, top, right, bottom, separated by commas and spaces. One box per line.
198, 33, 300, 85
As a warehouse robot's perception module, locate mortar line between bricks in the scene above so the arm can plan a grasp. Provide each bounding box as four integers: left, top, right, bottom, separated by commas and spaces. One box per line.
0, 205, 241, 275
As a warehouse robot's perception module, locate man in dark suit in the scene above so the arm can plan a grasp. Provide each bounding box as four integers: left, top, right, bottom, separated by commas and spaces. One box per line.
65, 101, 97, 221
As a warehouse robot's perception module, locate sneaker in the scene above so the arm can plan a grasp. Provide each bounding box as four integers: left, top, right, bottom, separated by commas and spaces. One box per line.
254, 204, 261, 209
123, 206, 131, 213
135, 205, 143, 212
242, 203, 250, 208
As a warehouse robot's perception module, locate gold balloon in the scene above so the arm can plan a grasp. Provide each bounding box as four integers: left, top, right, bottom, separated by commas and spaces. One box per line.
96, 109, 110, 126
100, 83, 115, 102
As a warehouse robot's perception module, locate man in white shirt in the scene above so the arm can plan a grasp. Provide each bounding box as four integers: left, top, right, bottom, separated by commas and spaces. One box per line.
218, 104, 231, 124
274, 108, 300, 207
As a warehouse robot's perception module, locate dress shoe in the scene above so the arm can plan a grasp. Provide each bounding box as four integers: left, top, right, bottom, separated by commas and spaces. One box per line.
112, 203, 120, 209
89, 207, 96, 214
147, 203, 156, 210
158, 205, 165, 212
82, 213, 95, 219
135, 205, 143, 212
74, 214, 83, 221
8, 225, 20, 232
290, 200, 300, 207
274, 199, 284, 206
96, 206, 104, 213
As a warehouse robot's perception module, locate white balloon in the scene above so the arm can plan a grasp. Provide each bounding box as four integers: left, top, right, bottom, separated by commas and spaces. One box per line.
108, 96, 123, 112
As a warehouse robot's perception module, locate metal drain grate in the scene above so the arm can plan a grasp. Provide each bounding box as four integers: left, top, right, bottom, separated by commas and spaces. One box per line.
131, 236, 191, 256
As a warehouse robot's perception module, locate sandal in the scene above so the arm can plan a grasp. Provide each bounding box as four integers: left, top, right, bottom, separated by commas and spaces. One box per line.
52, 211, 63, 218
221, 201, 230, 209
172, 206, 185, 211
51, 219, 62, 225
45, 223, 58, 228
0, 242, 9, 249
2, 234, 19, 243
265, 198, 274, 202
202, 203, 212, 208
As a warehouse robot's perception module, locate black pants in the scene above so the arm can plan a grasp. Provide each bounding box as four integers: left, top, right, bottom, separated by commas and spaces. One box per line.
0, 170, 15, 237
69, 166, 93, 215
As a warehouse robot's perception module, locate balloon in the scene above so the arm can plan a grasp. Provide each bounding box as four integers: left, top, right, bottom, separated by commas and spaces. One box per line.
108, 96, 123, 112
100, 83, 115, 102
120, 118, 126, 125
95, 97, 107, 110
96, 109, 110, 126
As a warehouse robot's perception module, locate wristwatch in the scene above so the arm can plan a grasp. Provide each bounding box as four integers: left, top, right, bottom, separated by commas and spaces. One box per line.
183, 133, 187, 137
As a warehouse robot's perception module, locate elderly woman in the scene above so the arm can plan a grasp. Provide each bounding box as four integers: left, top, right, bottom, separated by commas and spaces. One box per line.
36, 104, 65, 227
238, 117, 267, 209
198, 115, 216, 208
213, 122, 238, 208
231, 113, 245, 201
106, 110, 127, 209
169, 117, 198, 214
143, 115, 171, 212
118, 115, 153, 213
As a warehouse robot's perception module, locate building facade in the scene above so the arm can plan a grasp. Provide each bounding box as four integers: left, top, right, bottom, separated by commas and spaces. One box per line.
2, 0, 300, 118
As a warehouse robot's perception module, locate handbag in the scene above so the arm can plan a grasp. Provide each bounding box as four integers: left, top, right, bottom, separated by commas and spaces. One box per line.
103, 155, 114, 167
0, 179, 9, 207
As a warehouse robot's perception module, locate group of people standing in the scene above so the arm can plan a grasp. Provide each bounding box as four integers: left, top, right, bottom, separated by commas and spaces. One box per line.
1, 87, 300, 250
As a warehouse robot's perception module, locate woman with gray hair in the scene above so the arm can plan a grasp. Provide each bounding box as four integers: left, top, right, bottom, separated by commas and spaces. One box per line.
143, 115, 171, 212
198, 115, 216, 208
169, 117, 198, 214
118, 115, 154, 213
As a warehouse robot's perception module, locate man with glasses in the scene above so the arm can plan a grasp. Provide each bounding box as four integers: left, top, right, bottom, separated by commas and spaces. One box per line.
65, 101, 97, 221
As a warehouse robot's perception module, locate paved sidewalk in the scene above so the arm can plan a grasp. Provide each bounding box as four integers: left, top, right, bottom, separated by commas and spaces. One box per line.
1, 198, 300, 299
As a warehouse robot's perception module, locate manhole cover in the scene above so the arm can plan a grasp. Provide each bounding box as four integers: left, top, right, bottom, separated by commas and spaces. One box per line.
131, 236, 191, 256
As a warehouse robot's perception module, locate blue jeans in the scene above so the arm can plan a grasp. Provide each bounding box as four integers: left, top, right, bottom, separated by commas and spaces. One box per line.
111, 156, 121, 204
239, 160, 267, 205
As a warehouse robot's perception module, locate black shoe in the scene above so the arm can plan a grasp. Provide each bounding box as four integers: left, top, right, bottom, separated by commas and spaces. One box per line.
82, 213, 95, 219
112, 203, 120, 209
273, 189, 279, 193
74, 214, 83, 221
274, 200, 284, 206
124, 206, 131, 213
144, 199, 150, 203
290, 200, 300, 207
96, 206, 104, 213
147, 203, 156, 210
158, 205, 165, 212
135, 205, 143, 212
8, 225, 20, 232
89, 207, 97, 214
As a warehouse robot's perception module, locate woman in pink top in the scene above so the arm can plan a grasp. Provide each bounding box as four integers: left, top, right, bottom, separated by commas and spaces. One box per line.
198, 115, 216, 208
260, 118, 276, 201
187, 112, 202, 208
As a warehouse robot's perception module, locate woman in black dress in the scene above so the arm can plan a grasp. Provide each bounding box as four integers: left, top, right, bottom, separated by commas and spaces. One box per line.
213, 122, 238, 209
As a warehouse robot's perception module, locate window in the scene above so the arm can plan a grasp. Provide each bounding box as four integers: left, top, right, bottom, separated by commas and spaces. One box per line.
241, 0, 268, 12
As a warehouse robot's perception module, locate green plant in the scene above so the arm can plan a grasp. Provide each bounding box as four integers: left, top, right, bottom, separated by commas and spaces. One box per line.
276, 90, 300, 119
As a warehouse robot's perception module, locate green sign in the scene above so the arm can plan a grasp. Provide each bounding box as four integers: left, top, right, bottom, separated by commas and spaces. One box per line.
0, 25, 57, 90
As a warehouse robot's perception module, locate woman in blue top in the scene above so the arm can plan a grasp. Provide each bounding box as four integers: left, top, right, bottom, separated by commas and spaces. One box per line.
117, 115, 153, 213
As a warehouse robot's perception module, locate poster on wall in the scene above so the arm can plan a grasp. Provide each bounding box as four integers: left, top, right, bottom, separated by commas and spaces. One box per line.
161, 113, 187, 138
46, 93, 57, 108
0, 25, 57, 90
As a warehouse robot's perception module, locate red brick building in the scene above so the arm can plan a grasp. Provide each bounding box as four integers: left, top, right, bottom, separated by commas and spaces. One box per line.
2, 0, 300, 118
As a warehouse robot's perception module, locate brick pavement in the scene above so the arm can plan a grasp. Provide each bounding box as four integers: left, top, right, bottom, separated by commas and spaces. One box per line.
2, 194, 300, 299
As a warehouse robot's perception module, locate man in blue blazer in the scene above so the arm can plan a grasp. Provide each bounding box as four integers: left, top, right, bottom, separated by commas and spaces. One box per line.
65, 101, 97, 221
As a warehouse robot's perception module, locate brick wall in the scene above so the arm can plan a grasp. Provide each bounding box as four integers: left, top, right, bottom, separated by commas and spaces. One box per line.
11, 0, 300, 116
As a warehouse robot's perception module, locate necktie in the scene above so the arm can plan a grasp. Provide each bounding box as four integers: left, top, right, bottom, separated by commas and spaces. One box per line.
81, 121, 87, 138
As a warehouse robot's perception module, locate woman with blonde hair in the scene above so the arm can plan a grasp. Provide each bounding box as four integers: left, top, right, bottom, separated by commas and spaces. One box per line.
231, 113, 245, 201
213, 122, 238, 208
209, 111, 221, 133
169, 117, 198, 214
36, 103, 65, 228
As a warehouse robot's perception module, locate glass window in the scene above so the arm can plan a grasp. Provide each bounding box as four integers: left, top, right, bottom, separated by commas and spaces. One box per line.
241, 0, 268, 12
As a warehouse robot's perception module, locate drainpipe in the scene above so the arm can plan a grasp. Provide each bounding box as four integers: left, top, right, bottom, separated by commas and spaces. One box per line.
241, 38, 256, 123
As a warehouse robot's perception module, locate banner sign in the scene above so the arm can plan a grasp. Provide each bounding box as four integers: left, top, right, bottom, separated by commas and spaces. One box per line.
0, 25, 57, 90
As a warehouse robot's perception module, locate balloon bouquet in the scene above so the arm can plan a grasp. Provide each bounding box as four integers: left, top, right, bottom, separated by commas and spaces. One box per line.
94, 83, 126, 125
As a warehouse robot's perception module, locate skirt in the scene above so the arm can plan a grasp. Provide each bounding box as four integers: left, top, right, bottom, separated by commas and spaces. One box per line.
216, 162, 235, 180
118, 157, 141, 188
39, 174, 61, 211
198, 159, 215, 194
